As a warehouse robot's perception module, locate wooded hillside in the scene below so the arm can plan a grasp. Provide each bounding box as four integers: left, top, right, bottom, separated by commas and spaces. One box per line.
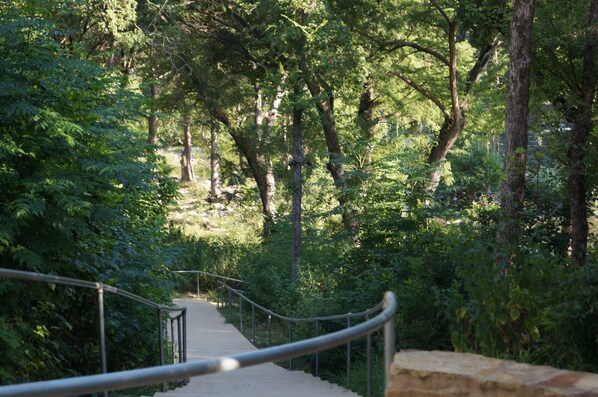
1, 0, 597, 390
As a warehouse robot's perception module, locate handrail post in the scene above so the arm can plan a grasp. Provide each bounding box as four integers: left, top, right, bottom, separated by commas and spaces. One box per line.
315, 318, 320, 377
346, 315, 352, 387
384, 293, 396, 390
267, 315, 272, 347
288, 321, 293, 370
366, 314, 372, 397
182, 308, 187, 363
196, 272, 200, 298
170, 318, 175, 363
182, 308, 188, 384
228, 288, 232, 317
251, 304, 256, 343
97, 285, 108, 397
177, 316, 182, 363
239, 296, 243, 333
158, 308, 165, 392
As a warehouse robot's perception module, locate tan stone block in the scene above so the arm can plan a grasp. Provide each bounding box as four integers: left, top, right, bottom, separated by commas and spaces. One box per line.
386, 350, 598, 397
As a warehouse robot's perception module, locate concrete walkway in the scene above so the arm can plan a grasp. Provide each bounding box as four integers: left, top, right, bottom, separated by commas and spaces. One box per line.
151, 298, 360, 397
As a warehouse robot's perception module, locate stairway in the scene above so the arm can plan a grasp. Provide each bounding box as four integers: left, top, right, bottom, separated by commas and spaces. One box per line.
150, 298, 360, 397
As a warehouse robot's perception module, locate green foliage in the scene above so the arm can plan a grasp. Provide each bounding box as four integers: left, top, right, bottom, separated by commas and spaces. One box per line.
436, 141, 503, 207
0, 4, 178, 383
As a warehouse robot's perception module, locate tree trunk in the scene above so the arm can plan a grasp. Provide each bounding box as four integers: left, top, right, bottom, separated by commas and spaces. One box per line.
306, 79, 359, 238
357, 77, 376, 171
568, 0, 598, 266
495, 0, 535, 268
425, 20, 465, 195
148, 84, 160, 145
291, 92, 304, 284
180, 112, 196, 182
210, 122, 222, 202
426, 115, 466, 194
252, 79, 285, 237
209, 104, 278, 237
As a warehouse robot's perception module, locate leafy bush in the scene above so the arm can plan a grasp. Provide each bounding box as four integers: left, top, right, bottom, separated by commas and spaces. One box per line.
0, 6, 178, 382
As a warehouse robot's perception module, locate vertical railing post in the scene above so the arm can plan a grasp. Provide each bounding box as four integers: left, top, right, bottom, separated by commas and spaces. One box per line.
251, 304, 256, 343
315, 318, 320, 377
228, 288, 232, 317
288, 321, 294, 370
97, 285, 108, 397
182, 308, 187, 363
196, 272, 200, 298
366, 319, 372, 397
177, 316, 183, 363
346, 315, 352, 386
182, 308, 188, 384
384, 293, 396, 390
158, 308, 165, 392
170, 318, 175, 363
239, 295, 243, 333
267, 315, 272, 347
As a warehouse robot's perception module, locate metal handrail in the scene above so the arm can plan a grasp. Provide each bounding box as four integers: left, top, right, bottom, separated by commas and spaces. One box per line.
0, 291, 396, 397
172, 269, 243, 297
216, 281, 389, 395
0, 268, 187, 393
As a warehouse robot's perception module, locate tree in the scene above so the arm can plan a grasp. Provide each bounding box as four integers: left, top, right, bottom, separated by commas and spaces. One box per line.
209, 122, 222, 202
291, 85, 305, 283
180, 106, 197, 183
0, 3, 178, 381
566, 0, 598, 266
495, 0, 535, 268
387, 1, 504, 196
168, 0, 289, 236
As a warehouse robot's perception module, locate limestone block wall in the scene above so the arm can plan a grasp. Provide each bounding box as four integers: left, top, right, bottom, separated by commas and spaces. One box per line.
385, 350, 598, 397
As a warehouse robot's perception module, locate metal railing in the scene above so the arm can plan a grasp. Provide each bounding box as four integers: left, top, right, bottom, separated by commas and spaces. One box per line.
0, 268, 187, 394
0, 269, 397, 397
215, 281, 391, 396
172, 270, 243, 298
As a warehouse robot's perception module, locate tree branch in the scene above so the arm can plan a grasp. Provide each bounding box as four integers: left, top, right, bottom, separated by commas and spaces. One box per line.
464, 37, 501, 97
430, 0, 451, 24
386, 39, 450, 66
390, 70, 450, 120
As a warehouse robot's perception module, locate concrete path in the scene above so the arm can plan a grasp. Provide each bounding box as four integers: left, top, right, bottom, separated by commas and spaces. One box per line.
151, 298, 360, 397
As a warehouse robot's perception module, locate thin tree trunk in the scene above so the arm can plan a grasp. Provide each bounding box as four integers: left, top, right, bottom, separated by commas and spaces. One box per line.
252, 79, 286, 237
495, 0, 535, 268
425, 19, 465, 195
209, 102, 280, 237
148, 84, 160, 145
210, 122, 222, 201
357, 77, 376, 171
180, 112, 196, 182
568, 0, 598, 266
306, 79, 359, 238
291, 91, 304, 284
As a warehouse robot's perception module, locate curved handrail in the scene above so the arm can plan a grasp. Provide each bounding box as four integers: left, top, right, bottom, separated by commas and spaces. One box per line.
0, 267, 187, 393
216, 279, 389, 392
172, 269, 243, 284
0, 291, 396, 397
219, 281, 382, 322
172, 269, 243, 298
0, 268, 184, 312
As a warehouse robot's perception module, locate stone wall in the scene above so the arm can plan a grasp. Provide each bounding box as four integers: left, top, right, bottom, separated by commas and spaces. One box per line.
385, 350, 598, 397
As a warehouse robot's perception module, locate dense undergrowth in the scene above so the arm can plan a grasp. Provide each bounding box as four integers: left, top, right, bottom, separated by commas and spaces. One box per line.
0, 9, 179, 387
171, 139, 597, 397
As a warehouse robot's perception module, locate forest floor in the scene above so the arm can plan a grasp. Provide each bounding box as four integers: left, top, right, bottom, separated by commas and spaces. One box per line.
160, 147, 253, 238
